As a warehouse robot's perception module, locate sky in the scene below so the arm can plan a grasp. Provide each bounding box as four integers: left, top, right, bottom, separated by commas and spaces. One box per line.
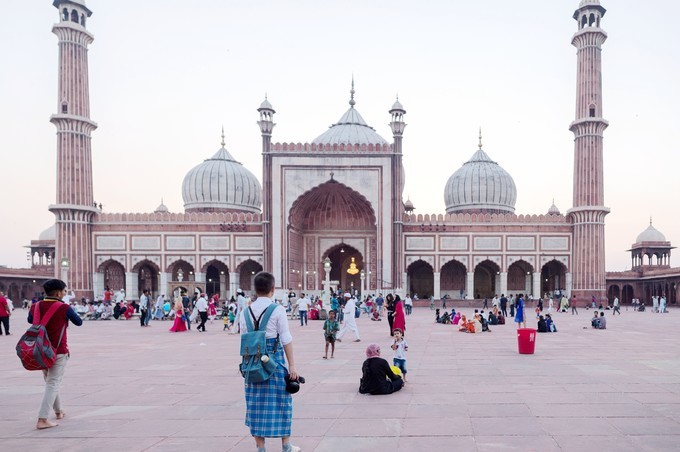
1, 0, 679, 271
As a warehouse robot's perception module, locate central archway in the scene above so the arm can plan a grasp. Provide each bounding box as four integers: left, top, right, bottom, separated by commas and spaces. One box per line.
323, 244, 364, 295
287, 179, 377, 292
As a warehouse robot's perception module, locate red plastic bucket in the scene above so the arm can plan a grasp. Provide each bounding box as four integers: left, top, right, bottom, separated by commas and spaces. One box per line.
517, 328, 537, 354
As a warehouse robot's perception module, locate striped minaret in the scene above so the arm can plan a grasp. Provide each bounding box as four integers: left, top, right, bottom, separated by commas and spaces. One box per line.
568, 0, 610, 306
49, 0, 98, 298
389, 98, 406, 292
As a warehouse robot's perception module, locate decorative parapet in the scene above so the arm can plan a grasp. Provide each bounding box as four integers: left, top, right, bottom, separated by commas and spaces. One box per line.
96, 211, 262, 224
403, 212, 569, 225
270, 142, 393, 154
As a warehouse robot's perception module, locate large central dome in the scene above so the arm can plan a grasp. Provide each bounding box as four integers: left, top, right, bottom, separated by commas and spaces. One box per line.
182, 137, 262, 213
444, 137, 517, 214
312, 83, 388, 146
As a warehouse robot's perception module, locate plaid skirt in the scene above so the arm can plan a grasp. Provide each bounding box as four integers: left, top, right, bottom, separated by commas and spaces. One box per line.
244, 337, 292, 437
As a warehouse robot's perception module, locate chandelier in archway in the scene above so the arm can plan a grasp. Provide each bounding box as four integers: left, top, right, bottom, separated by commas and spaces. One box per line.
347, 257, 359, 275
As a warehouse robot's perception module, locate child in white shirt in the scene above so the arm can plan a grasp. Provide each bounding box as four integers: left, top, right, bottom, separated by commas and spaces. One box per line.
390, 328, 408, 382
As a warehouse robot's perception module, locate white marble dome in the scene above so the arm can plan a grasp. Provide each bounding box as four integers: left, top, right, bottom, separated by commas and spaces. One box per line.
547, 201, 560, 216
312, 85, 388, 146
312, 107, 387, 146
38, 224, 56, 241
154, 200, 169, 214
636, 222, 666, 243
182, 145, 261, 213
444, 147, 517, 214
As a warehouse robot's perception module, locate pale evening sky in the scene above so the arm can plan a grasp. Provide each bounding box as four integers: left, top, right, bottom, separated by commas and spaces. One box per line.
1, 0, 679, 271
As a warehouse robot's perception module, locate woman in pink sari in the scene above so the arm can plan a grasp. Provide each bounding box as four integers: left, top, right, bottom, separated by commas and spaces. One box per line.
169, 298, 187, 332
392, 295, 406, 336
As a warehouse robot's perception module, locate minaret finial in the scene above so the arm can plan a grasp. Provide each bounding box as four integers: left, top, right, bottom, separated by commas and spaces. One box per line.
478, 127, 483, 150
221, 126, 225, 147
349, 75, 356, 107
650, 216, 653, 226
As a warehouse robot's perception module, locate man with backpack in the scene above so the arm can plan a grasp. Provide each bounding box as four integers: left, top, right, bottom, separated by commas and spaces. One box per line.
239, 272, 300, 452
26, 279, 82, 430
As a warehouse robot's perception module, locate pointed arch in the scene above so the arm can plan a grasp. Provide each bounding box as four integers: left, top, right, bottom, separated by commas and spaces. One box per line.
288, 179, 376, 231
440, 259, 466, 298
98, 259, 126, 292
236, 259, 264, 292
474, 260, 500, 299
407, 260, 434, 299
167, 259, 195, 282
540, 260, 567, 297
507, 260, 534, 292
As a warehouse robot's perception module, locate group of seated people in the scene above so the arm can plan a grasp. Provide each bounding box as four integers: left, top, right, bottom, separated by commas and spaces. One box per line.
457, 310, 496, 334
537, 314, 557, 333
591, 311, 607, 329
70, 298, 178, 321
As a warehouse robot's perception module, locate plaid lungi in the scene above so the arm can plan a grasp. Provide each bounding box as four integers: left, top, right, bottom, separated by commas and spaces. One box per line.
245, 337, 292, 437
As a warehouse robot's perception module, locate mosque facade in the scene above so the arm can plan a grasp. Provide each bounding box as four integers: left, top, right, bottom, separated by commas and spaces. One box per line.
1, 0, 677, 307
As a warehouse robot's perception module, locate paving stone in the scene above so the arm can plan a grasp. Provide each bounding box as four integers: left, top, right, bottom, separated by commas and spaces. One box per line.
1, 307, 679, 451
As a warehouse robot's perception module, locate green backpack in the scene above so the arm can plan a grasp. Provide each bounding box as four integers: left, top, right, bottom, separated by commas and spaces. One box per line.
239, 303, 279, 384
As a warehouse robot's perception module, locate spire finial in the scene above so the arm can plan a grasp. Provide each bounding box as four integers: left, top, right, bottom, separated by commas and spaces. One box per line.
478, 127, 483, 150
650, 216, 653, 226
221, 126, 225, 147
349, 75, 356, 107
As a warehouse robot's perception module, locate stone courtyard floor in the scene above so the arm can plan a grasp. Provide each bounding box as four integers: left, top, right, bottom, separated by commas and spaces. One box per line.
1, 305, 680, 451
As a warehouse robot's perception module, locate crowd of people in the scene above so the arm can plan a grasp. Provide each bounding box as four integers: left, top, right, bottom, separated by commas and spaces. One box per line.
13, 273, 672, 452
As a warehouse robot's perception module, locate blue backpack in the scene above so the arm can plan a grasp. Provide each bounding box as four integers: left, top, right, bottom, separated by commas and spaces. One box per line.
239, 303, 279, 385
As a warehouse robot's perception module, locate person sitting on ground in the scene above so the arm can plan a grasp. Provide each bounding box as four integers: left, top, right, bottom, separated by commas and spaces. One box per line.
122, 301, 134, 320
537, 315, 548, 333
472, 313, 483, 334
480, 313, 491, 332
75, 300, 89, 317
452, 311, 461, 325
488, 311, 498, 325
92, 302, 104, 320
638, 303, 646, 312
597, 311, 607, 329
458, 315, 468, 331
440, 311, 451, 324
434, 308, 442, 323
101, 302, 113, 320
359, 344, 404, 395
591, 311, 600, 329
497, 312, 506, 325
545, 314, 556, 332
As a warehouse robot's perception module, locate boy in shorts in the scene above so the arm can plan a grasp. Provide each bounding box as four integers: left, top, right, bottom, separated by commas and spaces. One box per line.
391, 328, 409, 382
323, 310, 340, 359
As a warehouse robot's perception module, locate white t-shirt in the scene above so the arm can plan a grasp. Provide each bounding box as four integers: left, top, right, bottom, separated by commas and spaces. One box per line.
139, 294, 149, 309
404, 297, 413, 306
392, 338, 408, 360
195, 296, 208, 312
239, 297, 293, 345
297, 298, 309, 311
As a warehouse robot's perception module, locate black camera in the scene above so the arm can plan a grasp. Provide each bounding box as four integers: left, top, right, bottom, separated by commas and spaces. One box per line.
284, 374, 306, 394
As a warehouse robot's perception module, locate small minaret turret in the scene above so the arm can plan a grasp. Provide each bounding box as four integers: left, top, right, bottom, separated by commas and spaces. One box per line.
568, 0, 610, 305
258, 96, 276, 272
49, 0, 98, 299
389, 97, 406, 291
